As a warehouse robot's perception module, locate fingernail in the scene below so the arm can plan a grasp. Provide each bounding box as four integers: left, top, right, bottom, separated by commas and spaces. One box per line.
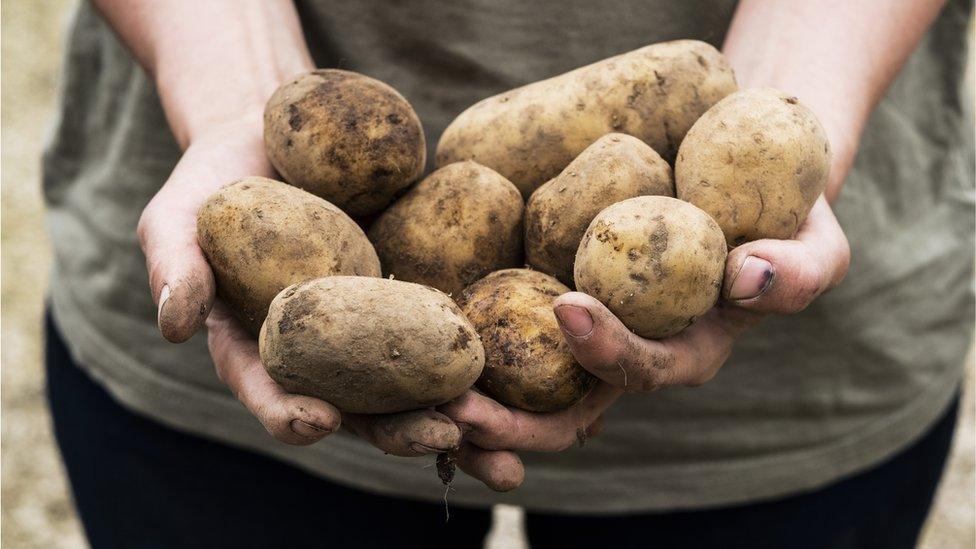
290, 419, 331, 438
455, 422, 474, 436
157, 284, 171, 318
728, 256, 774, 300
554, 305, 594, 337
409, 442, 445, 454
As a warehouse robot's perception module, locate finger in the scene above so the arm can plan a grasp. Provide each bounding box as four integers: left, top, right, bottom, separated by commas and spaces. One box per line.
343, 409, 462, 457
723, 196, 850, 314
440, 384, 621, 452
553, 291, 677, 390
585, 414, 605, 438
206, 303, 341, 445
454, 442, 524, 492
553, 292, 757, 390
138, 160, 218, 343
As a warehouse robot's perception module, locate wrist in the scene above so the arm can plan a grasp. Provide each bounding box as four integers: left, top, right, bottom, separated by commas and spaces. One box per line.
725, 68, 864, 203
156, 57, 311, 149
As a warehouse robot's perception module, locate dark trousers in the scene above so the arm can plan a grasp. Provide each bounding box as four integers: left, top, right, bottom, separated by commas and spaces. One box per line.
46, 312, 958, 548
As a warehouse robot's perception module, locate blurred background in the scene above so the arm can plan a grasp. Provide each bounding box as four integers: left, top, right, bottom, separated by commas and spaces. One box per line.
1, 1, 973, 547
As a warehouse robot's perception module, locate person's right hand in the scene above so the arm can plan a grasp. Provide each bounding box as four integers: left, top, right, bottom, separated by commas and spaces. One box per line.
137, 112, 463, 455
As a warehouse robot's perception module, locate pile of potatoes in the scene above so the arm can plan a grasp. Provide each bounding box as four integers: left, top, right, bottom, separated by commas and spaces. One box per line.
196, 40, 830, 454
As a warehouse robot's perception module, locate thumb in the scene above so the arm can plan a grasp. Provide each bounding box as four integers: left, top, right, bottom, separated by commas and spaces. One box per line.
723, 197, 850, 315
137, 169, 216, 343
552, 291, 682, 391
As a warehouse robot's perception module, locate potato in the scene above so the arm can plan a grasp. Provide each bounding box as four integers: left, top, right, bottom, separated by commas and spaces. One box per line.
259, 277, 484, 414
264, 69, 426, 217
675, 88, 831, 246
525, 133, 673, 285
197, 177, 380, 335
436, 40, 737, 197
575, 196, 726, 339
457, 269, 596, 412
368, 161, 524, 296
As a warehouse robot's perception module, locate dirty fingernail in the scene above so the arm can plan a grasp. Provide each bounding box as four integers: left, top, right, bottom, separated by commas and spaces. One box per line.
728, 256, 774, 300
455, 422, 474, 436
555, 305, 594, 337
290, 419, 330, 438
409, 442, 445, 454
157, 284, 171, 318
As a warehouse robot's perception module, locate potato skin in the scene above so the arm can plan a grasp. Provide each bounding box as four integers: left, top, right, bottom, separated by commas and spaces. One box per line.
197, 177, 380, 336
457, 269, 596, 412
525, 133, 673, 285
436, 40, 737, 197
676, 88, 831, 246
575, 197, 726, 339
260, 277, 485, 415
368, 161, 524, 296
264, 69, 426, 217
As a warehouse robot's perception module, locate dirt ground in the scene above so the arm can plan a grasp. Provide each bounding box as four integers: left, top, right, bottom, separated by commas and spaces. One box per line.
1, 2, 973, 548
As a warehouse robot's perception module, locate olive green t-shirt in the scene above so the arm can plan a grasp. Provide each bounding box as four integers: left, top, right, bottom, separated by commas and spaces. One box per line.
43, 0, 974, 512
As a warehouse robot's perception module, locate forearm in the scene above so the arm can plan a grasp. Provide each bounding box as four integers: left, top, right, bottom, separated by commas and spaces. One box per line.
723, 0, 946, 201
93, 0, 314, 148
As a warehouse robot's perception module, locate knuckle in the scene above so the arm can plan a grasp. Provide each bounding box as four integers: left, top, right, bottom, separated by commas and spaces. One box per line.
629, 349, 674, 393
136, 204, 158, 247
685, 365, 717, 387
776, 264, 825, 314
552, 432, 577, 452
213, 362, 227, 384
830, 240, 852, 288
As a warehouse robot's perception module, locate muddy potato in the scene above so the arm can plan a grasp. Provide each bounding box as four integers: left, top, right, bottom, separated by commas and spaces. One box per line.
526, 133, 673, 285
575, 196, 726, 339
264, 69, 426, 216
197, 177, 380, 335
368, 161, 524, 296
676, 88, 831, 246
458, 269, 596, 412
437, 40, 737, 197
260, 277, 484, 414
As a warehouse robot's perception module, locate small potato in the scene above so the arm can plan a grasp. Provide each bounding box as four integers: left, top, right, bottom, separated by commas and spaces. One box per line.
264, 69, 426, 217
437, 40, 737, 197
676, 88, 831, 246
197, 177, 380, 335
525, 133, 673, 285
368, 161, 524, 296
575, 196, 726, 339
458, 269, 596, 412
260, 277, 485, 414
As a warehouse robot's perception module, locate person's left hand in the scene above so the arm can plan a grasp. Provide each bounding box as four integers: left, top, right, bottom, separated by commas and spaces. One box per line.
440, 196, 850, 490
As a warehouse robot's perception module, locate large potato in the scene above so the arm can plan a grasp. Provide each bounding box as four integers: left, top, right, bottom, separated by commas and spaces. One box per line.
575, 196, 726, 339
197, 177, 380, 335
458, 269, 596, 412
264, 69, 426, 217
676, 88, 831, 246
368, 161, 524, 296
260, 277, 484, 414
436, 40, 737, 197
525, 133, 673, 285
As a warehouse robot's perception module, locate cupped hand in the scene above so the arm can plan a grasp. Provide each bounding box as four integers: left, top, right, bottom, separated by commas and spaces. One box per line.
439, 383, 622, 492
137, 113, 462, 457
440, 196, 849, 490
554, 196, 850, 391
